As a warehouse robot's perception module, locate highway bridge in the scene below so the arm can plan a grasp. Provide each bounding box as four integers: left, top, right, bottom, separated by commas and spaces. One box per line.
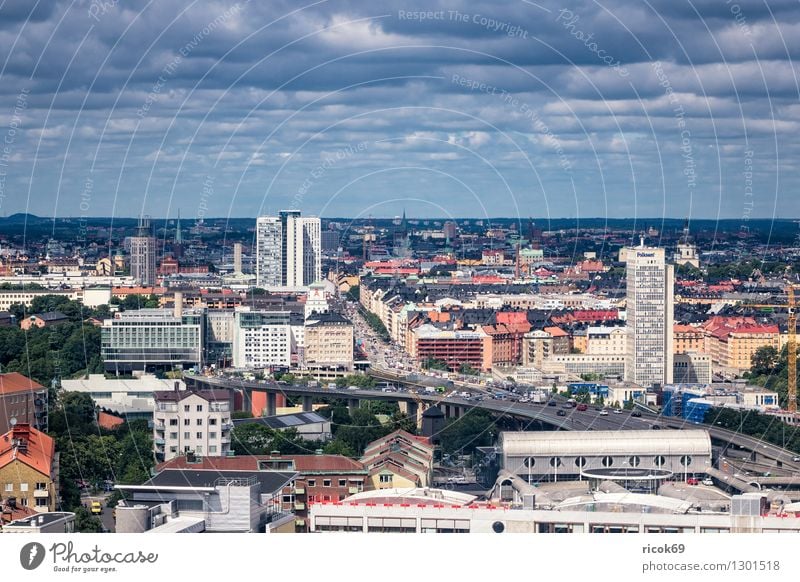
185, 372, 800, 473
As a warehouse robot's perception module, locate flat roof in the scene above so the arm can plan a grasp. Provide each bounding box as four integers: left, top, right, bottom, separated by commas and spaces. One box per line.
500, 430, 712, 457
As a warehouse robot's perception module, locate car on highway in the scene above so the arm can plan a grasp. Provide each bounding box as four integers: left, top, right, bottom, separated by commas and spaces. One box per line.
91, 501, 103, 515
598, 410, 609, 416
651, 424, 661, 430
576, 403, 588, 411
631, 411, 642, 417
557, 409, 567, 417
702, 478, 714, 486
686, 478, 699, 486
613, 409, 623, 414
793, 456, 800, 462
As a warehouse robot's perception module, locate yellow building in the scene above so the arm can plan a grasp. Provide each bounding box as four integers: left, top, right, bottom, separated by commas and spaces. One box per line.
673, 324, 707, 354
304, 312, 354, 371
0, 424, 58, 512
360, 430, 434, 489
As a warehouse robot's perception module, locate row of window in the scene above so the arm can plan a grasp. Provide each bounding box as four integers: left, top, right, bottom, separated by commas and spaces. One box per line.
521, 455, 692, 468
4, 482, 48, 492
304, 479, 362, 488
165, 432, 224, 440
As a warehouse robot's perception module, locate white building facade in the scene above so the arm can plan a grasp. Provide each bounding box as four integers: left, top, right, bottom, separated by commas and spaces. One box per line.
624, 245, 674, 387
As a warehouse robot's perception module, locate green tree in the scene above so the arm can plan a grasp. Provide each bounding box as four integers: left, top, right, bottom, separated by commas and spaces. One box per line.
750, 345, 779, 376
439, 410, 497, 455
230, 423, 275, 455
74, 507, 104, 533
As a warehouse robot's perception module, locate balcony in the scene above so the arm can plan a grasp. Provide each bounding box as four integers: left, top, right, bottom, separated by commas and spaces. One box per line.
154, 438, 165, 445
221, 423, 233, 431
293, 502, 306, 511
348, 486, 361, 494
294, 487, 305, 495
154, 425, 165, 432
33, 489, 49, 498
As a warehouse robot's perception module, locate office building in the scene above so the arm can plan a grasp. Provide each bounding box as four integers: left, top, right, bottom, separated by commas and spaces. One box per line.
233, 242, 243, 274
304, 312, 354, 372
101, 308, 204, 373
152, 387, 233, 461
256, 211, 321, 288
321, 229, 340, 253
232, 309, 292, 369
130, 217, 157, 286
624, 245, 674, 387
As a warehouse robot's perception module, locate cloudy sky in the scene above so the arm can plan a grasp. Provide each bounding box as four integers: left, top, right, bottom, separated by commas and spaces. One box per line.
0, 0, 797, 221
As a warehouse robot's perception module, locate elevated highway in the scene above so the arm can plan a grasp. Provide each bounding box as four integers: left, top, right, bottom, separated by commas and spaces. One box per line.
185, 373, 800, 471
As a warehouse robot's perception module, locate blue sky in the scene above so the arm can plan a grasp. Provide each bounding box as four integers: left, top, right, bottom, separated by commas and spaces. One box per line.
0, 0, 797, 221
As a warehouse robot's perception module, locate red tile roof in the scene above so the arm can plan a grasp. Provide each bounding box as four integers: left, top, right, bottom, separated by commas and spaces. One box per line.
0, 373, 44, 396
158, 454, 365, 473
0, 424, 55, 477
98, 412, 124, 430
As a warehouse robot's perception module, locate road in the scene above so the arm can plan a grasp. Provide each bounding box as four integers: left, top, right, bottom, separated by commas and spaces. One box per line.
187, 372, 800, 471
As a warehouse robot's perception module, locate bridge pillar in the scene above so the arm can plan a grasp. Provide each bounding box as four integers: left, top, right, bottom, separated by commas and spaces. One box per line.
348, 399, 359, 415
406, 401, 418, 421
302, 395, 313, 413
453, 406, 461, 419
417, 402, 429, 429
266, 392, 277, 417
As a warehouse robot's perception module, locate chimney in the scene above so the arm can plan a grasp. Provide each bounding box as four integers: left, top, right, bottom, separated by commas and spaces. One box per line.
174, 381, 180, 393
173, 291, 183, 319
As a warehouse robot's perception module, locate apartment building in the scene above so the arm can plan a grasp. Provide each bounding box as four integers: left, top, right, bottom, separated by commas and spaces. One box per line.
0, 373, 48, 434
360, 430, 434, 489
0, 424, 58, 512
152, 388, 233, 462
231, 309, 293, 369
703, 317, 782, 373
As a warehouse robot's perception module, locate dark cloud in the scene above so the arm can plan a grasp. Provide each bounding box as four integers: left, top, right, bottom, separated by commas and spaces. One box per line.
0, 0, 797, 220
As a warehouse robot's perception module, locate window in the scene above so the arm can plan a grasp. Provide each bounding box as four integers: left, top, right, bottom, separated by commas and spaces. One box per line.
196, 432, 203, 439
4, 483, 12, 492
323, 495, 331, 501
338, 479, 346, 487
654, 455, 666, 467
601, 456, 614, 467
523, 457, 535, 468
323, 479, 332, 487
20, 483, 28, 492
550, 457, 562, 467
209, 446, 217, 453
575, 456, 587, 468
308, 480, 316, 487
379, 475, 392, 484
184, 419, 190, 426
209, 432, 217, 439
209, 418, 217, 426
629, 456, 640, 467
35, 482, 47, 491
184, 405, 190, 412
680, 455, 692, 466
184, 446, 191, 452
196, 419, 203, 426
35, 498, 48, 507
169, 419, 178, 426
169, 432, 178, 439
184, 432, 190, 439
170, 446, 178, 453
196, 405, 203, 412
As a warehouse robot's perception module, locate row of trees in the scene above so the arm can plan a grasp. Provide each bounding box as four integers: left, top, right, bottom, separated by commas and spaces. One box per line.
746, 345, 799, 410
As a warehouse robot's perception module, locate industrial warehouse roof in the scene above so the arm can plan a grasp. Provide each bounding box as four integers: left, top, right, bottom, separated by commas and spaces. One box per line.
344, 487, 476, 506
500, 430, 712, 457
143, 469, 296, 494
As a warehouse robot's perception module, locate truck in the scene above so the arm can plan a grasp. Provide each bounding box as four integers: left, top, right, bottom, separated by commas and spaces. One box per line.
529, 391, 547, 404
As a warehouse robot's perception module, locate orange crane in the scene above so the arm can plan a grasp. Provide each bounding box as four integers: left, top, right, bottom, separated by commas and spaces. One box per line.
743, 284, 798, 413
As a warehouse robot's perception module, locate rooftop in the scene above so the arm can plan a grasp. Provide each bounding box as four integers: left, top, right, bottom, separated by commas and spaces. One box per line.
0, 372, 45, 396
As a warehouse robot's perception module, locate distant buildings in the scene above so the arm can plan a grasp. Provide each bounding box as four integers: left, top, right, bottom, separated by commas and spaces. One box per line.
0, 424, 58, 512
256, 211, 321, 288
0, 373, 48, 434
152, 387, 233, 462
624, 244, 674, 387
130, 217, 156, 286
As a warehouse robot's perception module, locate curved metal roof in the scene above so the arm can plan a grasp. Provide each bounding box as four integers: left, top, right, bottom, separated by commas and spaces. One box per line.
500, 430, 711, 457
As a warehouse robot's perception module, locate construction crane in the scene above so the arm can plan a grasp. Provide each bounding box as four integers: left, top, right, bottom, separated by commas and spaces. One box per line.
742, 284, 798, 413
